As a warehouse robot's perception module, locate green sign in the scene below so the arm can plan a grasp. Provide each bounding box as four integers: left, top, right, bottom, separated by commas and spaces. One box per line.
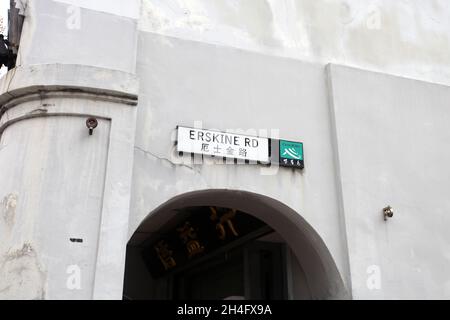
279, 140, 304, 169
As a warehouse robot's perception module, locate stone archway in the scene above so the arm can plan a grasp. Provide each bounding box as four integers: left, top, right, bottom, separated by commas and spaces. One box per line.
124, 189, 350, 300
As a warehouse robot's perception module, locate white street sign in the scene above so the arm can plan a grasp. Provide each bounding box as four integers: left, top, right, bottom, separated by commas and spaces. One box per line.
177, 126, 270, 163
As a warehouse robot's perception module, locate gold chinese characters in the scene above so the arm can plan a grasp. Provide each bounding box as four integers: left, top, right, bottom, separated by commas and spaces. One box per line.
177, 222, 205, 258
154, 240, 176, 270
210, 207, 239, 240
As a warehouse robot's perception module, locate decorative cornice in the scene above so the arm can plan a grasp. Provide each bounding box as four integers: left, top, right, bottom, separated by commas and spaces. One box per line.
0, 64, 139, 118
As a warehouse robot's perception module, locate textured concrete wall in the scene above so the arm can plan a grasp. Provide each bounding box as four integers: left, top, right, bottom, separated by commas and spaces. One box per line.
0, 64, 138, 299
17, 0, 139, 73
139, 0, 450, 86
328, 65, 450, 299
0, 0, 140, 300
0, 114, 110, 299
16, 0, 450, 85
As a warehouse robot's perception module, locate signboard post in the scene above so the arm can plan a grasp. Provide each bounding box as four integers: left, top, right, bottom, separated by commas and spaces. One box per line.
279, 140, 304, 169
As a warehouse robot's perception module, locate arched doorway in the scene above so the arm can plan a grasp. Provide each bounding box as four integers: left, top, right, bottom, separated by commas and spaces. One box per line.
123, 190, 349, 300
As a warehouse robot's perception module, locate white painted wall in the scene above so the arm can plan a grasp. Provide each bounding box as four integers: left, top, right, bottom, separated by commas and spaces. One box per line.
0, 114, 110, 299
0, 64, 139, 299
10, 0, 450, 85
54, 0, 141, 20
16, 0, 139, 73
329, 65, 450, 299
139, 0, 450, 86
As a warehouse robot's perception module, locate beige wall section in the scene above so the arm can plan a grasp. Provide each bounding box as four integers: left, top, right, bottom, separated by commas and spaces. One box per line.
139, 0, 450, 86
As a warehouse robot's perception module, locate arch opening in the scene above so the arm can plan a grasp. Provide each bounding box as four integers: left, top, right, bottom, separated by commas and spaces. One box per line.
123, 189, 349, 300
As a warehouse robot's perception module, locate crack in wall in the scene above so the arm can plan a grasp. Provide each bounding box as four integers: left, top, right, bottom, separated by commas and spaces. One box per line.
134, 145, 202, 174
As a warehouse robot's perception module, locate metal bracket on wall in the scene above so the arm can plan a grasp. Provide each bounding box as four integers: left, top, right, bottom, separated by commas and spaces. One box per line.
383, 206, 394, 221
86, 117, 98, 135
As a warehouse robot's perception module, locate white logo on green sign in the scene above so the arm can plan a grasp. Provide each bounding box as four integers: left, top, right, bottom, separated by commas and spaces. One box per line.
280, 141, 303, 160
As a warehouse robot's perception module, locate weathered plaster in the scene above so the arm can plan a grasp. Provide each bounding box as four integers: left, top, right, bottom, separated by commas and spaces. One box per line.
0, 65, 138, 300
138, 0, 450, 86
16, 0, 139, 73
0, 243, 47, 300
1, 194, 17, 227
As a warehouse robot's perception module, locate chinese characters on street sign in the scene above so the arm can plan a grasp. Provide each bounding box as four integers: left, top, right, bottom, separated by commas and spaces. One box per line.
176, 126, 304, 169
177, 126, 270, 163
279, 140, 304, 169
